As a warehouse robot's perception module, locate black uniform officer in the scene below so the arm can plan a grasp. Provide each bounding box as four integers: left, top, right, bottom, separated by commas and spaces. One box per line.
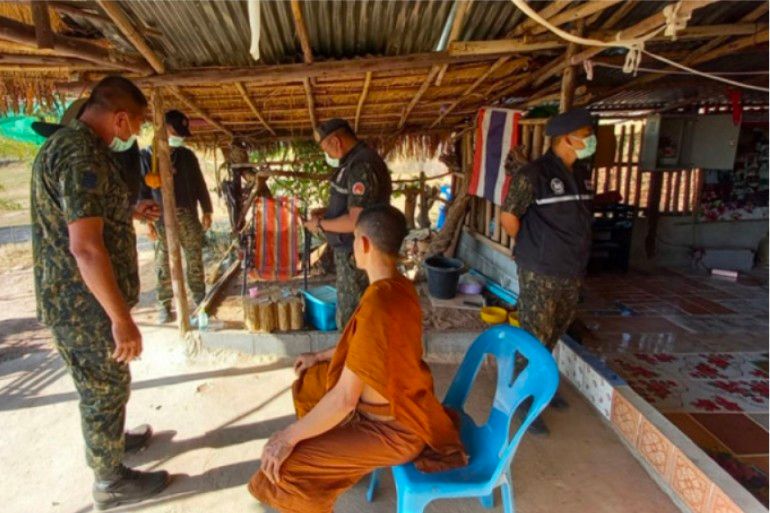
305, 118, 392, 328
501, 107, 596, 435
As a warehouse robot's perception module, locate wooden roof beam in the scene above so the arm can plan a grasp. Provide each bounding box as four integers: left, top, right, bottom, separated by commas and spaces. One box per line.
169, 87, 233, 138
398, 67, 441, 130
430, 57, 528, 128
435, 0, 472, 87
290, 0, 317, 131
529, 1, 623, 36
59, 52, 516, 90
588, 29, 769, 106
51, 2, 163, 38
354, 71, 372, 133
555, 0, 717, 87
601, 1, 639, 31
30, 1, 54, 50
97, 0, 165, 73
234, 82, 275, 136
687, 3, 768, 61
508, 1, 570, 38
0, 14, 150, 73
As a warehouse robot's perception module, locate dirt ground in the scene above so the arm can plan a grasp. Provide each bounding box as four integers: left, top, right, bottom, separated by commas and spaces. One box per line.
0, 254, 681, 513
0, 153, 678, 513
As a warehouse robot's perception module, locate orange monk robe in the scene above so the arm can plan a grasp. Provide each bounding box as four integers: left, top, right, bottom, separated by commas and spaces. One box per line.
249, 275, 467, 513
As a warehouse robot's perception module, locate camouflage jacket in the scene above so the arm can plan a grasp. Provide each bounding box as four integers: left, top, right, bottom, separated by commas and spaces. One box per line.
31, 120, 139, 327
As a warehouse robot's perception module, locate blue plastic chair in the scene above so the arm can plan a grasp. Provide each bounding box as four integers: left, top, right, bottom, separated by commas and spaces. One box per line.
365, 325, 559, 513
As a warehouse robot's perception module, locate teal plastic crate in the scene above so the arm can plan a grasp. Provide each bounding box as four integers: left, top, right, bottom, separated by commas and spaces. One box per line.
301, 285, 338, 331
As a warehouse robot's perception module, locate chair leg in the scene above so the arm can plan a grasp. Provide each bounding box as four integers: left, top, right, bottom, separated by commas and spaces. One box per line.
397, 491, 428, 513
479, 489, 495, 508
501, 472, 515, 513
366, 469, 380, 503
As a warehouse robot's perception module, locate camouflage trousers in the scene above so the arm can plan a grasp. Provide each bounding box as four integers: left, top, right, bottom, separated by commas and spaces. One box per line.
517, 267, 581, 350
155, 208, 206, 309
333, 248, 369, 329
51, 319, 130, 479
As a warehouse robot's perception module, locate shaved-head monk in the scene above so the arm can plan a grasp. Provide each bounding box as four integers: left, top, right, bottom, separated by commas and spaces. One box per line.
249, 205, 467, 513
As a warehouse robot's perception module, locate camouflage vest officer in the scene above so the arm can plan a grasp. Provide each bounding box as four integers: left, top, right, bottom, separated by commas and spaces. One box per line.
304, 118, 392, 329
31, 75, 169, 509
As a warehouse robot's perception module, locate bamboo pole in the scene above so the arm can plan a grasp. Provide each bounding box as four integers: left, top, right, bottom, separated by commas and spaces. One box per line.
152, 90, 190, 334
235, 82, 275, 135
169, 86, 233, 137
354, 72, 372, 133
290, 0, 317, 131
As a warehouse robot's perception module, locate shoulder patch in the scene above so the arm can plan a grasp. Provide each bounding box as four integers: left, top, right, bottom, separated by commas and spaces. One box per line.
81, 171, 98, 190
584, 179, 594, 191
550, 178, 565, 195
351, 182, 366, 196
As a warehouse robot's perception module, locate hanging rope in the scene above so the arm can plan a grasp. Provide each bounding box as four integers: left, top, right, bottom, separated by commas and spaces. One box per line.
510, 0, 770, 93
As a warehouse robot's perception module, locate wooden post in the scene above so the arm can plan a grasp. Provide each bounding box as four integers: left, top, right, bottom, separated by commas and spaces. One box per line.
152, 90, 190, 333
30, 1, 54, 50
645, 171, 663, 258
403, 189, 418, 230
559, 20, 584, 113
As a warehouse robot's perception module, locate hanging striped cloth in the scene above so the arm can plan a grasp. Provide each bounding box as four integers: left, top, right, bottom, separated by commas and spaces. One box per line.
253, 196, 300, 281
469, 107, 523, 206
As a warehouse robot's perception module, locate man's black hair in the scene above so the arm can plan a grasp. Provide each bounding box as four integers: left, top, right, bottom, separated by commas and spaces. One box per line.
85, 75, 147, 115
355, 205, 408, 256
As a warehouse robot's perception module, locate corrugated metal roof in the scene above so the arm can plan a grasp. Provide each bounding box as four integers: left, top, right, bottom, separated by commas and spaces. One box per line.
68, 0, 540, 69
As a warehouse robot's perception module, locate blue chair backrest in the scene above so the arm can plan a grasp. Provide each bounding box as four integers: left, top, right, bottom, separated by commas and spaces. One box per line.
442, 325, 559, 484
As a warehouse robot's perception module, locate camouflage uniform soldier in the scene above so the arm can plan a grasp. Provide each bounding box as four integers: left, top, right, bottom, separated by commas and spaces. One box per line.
501, 108, 597, 435
141, 110, 212, 323
31, 76, 169, 509
305, 119, 392, 328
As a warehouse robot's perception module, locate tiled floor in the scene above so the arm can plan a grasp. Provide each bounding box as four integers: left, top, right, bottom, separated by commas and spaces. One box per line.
573, 268, 769, 506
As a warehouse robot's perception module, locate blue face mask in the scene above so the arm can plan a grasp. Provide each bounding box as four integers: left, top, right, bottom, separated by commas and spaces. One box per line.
571, 134, 597, 159
169, 135, 185, 148
109, 134, 137, 153
325, 153, 340, 168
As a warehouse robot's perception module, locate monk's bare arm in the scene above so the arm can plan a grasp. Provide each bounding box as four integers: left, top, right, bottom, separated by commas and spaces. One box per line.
284, 366, 363, 445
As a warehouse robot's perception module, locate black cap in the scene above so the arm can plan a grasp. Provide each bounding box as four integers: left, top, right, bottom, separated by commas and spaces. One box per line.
545, 107, 593, 137
165, 109, 192, 137
31, 98, 89, 138
314, 118, 353, 143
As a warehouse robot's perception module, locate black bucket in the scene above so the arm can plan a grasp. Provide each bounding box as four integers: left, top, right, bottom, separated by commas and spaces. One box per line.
424, 256, 464, 299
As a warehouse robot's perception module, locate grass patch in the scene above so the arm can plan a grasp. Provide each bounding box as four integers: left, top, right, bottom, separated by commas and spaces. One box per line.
0, 138, 39, 162
0, 197, 22, 211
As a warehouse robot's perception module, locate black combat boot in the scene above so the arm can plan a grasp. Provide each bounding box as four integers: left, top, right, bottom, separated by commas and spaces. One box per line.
124, 424, 152, 454
93, 465, 169, 510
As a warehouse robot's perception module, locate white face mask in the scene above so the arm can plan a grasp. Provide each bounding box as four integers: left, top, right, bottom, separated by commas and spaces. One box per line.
169, 135, 185, 148
324, 153, 340, 168
109, 134, 137, 153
